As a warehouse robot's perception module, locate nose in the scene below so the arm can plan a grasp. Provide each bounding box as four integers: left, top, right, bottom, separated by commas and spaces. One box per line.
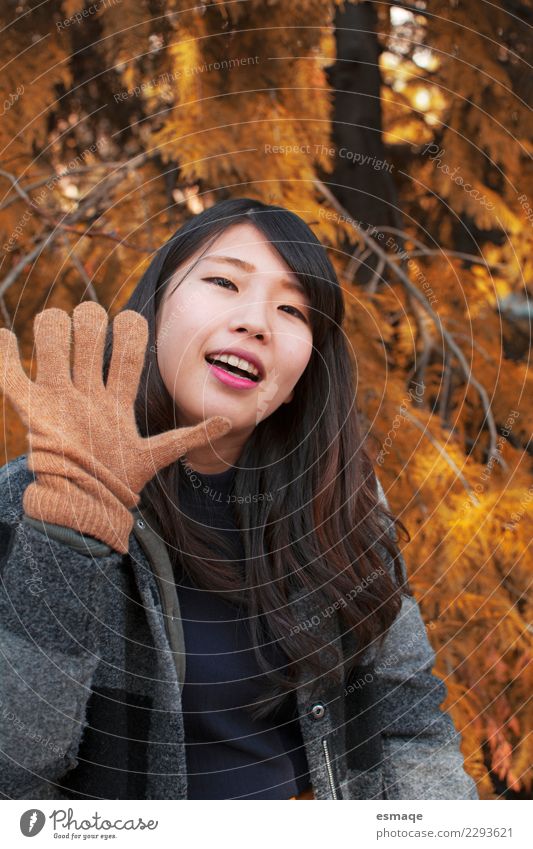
228, 299, 272, 342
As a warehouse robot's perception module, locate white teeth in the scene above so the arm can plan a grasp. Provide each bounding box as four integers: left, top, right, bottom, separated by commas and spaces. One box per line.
209, 352, 260, 377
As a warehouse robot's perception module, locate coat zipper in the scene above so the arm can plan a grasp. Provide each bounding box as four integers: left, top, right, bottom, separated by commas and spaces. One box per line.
322, 737, 338, 799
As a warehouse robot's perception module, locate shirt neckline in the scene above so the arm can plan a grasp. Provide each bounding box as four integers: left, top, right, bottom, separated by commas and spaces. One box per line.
180, 464, 236, 500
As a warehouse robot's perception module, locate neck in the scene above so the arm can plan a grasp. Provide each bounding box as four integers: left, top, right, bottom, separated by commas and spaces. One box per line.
184, 458, 235, 475
181, 438, 243, 474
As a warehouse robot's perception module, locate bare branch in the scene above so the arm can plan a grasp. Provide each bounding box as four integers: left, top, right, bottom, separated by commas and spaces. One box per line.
374, 225, 506, 269
407, 296, 434, 390
0, 234, 56, 301
365, 255, 386, 295
0, 162, 149, 211
62, 235, 99, 303
0, 297, 11, 328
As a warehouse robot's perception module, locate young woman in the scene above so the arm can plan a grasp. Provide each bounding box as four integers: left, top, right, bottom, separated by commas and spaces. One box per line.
0, 197, 478, 800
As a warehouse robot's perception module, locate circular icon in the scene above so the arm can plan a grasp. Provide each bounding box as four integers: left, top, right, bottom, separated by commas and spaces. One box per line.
20, 809, 46, 837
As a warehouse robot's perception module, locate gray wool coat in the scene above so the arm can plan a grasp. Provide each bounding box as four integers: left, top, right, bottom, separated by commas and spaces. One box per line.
0, 454, 479, 800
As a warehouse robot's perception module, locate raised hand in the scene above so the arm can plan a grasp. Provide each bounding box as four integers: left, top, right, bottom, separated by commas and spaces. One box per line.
0, 302, 232, 553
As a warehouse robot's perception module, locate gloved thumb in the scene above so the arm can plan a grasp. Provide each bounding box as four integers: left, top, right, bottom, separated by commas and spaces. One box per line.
142, 415, 233, 473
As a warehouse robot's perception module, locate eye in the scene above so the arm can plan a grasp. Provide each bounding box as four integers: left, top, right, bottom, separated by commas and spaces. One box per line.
279, 305, 307, 322
203, 277, 307, 322
203, 276, 237, 290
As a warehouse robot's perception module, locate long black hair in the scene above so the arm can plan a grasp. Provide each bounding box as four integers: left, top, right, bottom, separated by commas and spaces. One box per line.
104, 197, 412, 720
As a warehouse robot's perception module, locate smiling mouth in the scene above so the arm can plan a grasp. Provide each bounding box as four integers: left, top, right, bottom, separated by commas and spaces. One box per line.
205, 355, 262, 382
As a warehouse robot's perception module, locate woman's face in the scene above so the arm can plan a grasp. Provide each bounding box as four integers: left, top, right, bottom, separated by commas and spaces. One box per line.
155, 222, 314, 469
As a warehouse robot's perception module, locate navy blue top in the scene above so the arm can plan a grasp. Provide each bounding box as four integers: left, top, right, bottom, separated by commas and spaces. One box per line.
175, 464, 311, 800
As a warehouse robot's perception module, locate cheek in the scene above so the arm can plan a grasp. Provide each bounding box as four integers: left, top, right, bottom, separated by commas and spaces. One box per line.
261, 333, 312, 409
279, 333, 313, 382
156, 291, 208, 369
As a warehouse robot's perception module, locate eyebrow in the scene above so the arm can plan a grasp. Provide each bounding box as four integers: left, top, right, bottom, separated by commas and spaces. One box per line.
198, 254, 308, 299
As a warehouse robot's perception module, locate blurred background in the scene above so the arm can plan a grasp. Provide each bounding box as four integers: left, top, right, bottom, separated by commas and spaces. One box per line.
0, 0, 531, 799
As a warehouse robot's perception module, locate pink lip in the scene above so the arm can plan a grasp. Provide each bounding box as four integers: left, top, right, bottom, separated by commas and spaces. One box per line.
206, 361, 259, 390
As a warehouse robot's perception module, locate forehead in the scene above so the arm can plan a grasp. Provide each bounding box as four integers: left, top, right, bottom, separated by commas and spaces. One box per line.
201, 221, 294, 272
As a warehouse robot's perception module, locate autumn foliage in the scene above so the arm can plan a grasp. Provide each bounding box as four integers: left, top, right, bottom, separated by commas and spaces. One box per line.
0, 0, 531, 799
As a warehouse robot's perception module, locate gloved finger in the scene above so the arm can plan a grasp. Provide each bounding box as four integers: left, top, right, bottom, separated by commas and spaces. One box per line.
0, 328, 32, 407
72, 301, 108, 394
33, 308, 72, 386
105, 310, 148, 406
142, 415, 233, 472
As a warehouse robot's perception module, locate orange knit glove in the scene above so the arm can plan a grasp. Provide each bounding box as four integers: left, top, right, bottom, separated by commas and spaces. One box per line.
0, 302, 232, 553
